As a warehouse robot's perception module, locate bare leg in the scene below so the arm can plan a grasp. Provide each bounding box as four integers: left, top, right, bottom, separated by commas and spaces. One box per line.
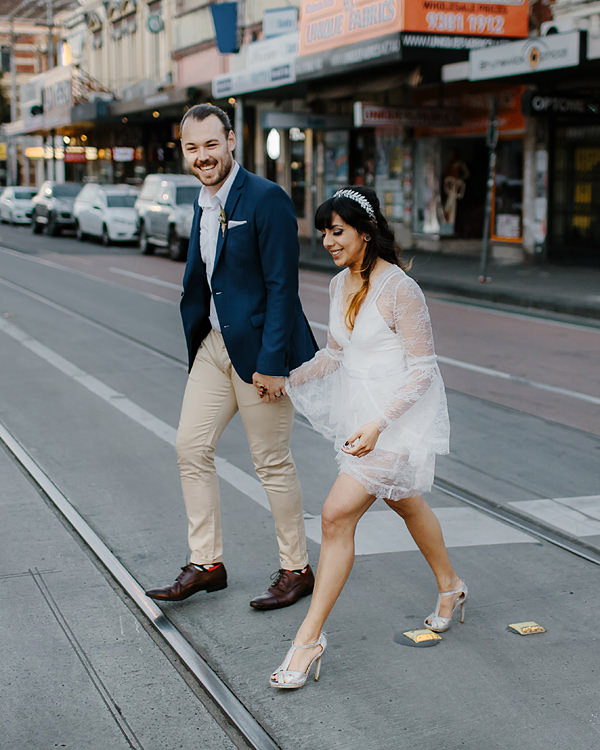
277, 474, 375, 675
385, 494, 462, 621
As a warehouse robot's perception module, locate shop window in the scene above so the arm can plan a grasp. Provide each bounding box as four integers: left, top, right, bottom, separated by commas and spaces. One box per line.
350, 130, 375, 188
374, 128, 405, 223
324, 130, 349, 199
551, 125, 600, 260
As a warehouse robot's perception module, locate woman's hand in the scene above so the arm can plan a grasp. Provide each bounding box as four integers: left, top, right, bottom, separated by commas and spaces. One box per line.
341, 422, 381, 458
252, 373, 286, 402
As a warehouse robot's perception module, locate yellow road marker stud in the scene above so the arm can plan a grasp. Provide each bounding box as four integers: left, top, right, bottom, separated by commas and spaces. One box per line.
508, 621, 546, 636
403, 629, 442, 644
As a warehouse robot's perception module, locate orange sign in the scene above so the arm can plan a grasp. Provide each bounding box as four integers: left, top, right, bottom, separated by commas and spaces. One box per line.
415, 84, 527, 136
298, 0, 529, 56
404, 0, 529, 40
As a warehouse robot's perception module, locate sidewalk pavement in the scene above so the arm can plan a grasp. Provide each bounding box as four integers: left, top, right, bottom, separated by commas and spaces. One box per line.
0, 446, 237, 750
299, 238, 600, 320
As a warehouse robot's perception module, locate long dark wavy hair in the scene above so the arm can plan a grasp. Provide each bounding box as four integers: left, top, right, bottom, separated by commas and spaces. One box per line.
315, 185, 406, 330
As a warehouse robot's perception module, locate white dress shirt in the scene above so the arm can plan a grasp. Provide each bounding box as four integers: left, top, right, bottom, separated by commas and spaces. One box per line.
197, 161, 240, 331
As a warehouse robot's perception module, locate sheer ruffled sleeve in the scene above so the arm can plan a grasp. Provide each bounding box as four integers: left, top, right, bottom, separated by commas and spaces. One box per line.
284, 276, 345, 439
374, 276, 441, 433
286, 276, 343, 389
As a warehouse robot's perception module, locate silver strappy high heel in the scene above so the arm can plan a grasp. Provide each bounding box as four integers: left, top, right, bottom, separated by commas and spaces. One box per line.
270, 633, 327, 689
424, 581, 468, 633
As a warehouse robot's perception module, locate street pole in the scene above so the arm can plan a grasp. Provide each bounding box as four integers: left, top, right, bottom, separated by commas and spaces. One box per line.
234, 97, 244, 167
479, 96, 498, 283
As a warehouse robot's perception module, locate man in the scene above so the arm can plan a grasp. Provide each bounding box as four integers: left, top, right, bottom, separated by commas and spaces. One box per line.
145, 104, 318, 609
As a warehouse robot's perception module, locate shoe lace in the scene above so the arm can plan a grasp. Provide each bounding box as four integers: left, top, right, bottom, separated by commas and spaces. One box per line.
270, 569, 288, 589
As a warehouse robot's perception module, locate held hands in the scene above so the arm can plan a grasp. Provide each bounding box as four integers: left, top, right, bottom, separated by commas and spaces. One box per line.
253, 372, 286, 402
342, 422, 381, 458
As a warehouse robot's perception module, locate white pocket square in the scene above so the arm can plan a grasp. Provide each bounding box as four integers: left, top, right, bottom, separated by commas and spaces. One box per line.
227, 220, 247, 229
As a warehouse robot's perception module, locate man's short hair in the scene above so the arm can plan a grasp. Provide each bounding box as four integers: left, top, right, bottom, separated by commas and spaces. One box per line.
180, 104, 232, 136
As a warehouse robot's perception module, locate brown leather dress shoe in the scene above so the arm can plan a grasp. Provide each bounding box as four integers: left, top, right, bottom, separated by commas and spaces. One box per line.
249, 565, 314, 610
145, 563, 227, 601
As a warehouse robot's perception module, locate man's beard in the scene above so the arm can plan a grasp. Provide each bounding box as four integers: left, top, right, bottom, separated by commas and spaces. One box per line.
195, 153, 233, 186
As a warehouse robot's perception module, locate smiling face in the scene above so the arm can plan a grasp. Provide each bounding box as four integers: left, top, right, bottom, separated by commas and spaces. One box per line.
321, 211, 368, 271
180, 114, 236, 194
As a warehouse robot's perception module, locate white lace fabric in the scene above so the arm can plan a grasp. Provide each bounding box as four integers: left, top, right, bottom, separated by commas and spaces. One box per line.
286, 266, 449, 499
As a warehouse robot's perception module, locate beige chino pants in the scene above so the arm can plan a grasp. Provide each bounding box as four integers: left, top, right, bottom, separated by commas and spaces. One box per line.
175, 329, 308, 570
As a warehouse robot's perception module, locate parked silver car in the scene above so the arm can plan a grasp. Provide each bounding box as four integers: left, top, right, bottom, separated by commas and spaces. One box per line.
74, 183, 139, 245
135, 174, 199, 261
31, 181, 82, 235
0, 186, 37, 224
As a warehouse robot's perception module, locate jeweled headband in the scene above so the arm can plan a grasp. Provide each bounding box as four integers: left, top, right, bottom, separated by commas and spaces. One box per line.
333, 189, 376, 221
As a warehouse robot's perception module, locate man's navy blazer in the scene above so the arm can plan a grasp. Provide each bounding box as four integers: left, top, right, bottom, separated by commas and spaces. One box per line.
180, 166, 318, 382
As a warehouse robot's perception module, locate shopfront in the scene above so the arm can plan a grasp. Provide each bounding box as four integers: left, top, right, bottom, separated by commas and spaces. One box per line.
549, 121, 600, 264
413, 83, 526, 243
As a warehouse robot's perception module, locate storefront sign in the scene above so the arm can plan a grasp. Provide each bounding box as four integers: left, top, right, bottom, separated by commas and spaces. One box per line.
296, 32, 402, 78
469, 31, 581, 81
403, 0, 528, 40
264, 7, 298, 38
587, 33, 600, 61
415, 84, 526, 136
354, 102, 461, 127
298, 0, 528, 57
263, 112, 353, 130
42, 66, 73, 114
64, 147, 87, 163
522, 91, 600, 117
212, 63, 295, 97
112, 147, 135, 162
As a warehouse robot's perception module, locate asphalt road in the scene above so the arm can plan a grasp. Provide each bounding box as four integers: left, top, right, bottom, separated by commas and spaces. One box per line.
1, 223, 599, 749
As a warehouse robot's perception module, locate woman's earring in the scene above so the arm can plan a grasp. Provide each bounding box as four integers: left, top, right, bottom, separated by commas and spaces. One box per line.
364, 234, 371, 242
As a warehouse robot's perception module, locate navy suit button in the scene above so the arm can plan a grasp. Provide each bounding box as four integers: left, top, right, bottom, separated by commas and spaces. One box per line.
214, 291, 222, 295
222, 324, 230, 329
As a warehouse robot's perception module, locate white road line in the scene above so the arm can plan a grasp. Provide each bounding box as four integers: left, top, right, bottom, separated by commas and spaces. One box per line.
1, 248, 596, 405
0, 246, 176, 305
0, 276, 186, 366
0, 315, 267, 508
0, 315, 535, 551
438, 355, 600, 405
509, 496, 600, 537
305, 506, 533, 554
110, 266, 182, 290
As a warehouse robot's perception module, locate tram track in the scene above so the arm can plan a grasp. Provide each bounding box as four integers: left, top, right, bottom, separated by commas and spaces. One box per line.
2, 260, 600, 746
0, 423, 279, 750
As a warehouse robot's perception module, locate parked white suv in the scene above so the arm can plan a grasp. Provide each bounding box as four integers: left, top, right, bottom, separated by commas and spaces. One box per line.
135, 174, 199, 261
74, 183, 138, 245
0, 186, 37, 224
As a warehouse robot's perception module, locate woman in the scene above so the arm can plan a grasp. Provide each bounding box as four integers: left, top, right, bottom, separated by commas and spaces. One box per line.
260, 187, 466, 689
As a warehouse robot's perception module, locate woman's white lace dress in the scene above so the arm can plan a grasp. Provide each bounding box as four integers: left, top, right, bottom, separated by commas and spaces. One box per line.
286, 265, 449, 499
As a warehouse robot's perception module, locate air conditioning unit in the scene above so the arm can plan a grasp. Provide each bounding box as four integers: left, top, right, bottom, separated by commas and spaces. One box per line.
541, 16, 588, 35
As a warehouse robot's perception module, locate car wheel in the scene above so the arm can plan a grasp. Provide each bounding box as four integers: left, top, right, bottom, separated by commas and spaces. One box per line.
46, 213, 60, 236
32, 214, 43, 234
139, 224, 154, 255
75, 221, 86, 241
101, 224, 110, 246
168, 227, 187, 261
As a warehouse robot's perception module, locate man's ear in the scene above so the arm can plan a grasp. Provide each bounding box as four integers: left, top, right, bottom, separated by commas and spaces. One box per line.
228, 129, 236, 152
